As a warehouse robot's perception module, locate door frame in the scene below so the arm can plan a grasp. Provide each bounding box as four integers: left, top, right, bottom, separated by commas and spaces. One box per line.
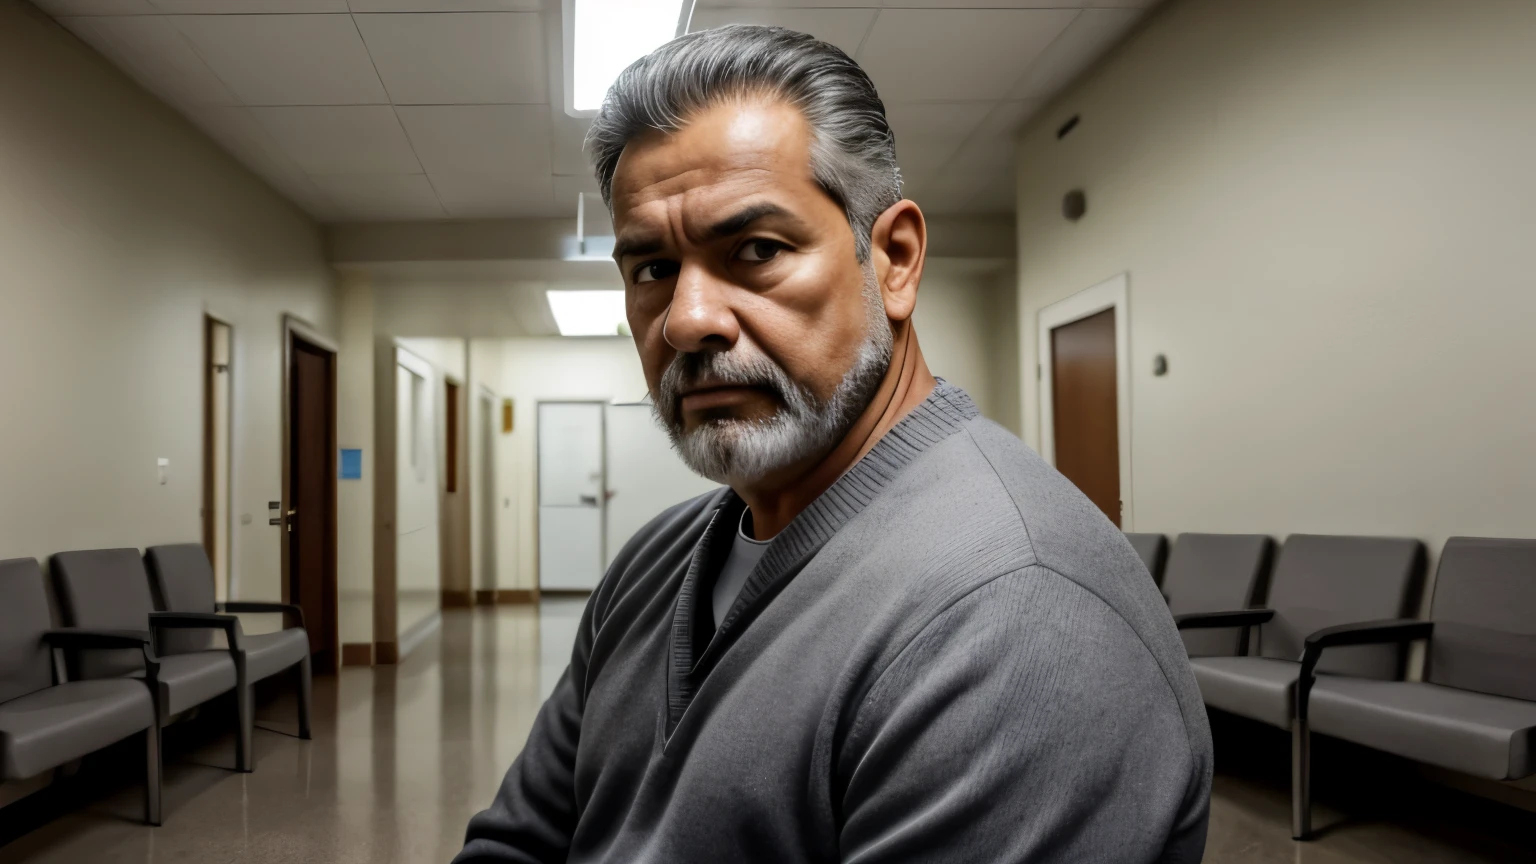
535, 398, 610, 593
1037, 273, 1134, 528
281, 314, 339, 671
202, 313, 234, 601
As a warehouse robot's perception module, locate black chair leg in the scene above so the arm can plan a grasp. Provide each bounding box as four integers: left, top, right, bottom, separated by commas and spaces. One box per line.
1292, 720, 1311, 840
235, 659, 253, 773
297, 653, 313, 741
145, 724, 162, 826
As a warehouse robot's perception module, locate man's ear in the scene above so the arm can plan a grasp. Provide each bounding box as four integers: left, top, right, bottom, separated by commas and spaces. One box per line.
868, 199, 926, 323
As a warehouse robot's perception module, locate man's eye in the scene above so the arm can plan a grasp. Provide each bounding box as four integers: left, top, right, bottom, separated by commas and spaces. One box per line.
736, 240, 783, 263
633, 261, 678, 284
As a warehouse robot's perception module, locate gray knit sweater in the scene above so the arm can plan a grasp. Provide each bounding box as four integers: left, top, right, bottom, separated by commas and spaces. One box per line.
457, 382, 1212, 863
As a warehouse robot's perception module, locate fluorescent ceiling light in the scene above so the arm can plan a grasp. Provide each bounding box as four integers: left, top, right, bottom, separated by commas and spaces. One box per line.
566, 0, 695, 115
547, 290, 629, 337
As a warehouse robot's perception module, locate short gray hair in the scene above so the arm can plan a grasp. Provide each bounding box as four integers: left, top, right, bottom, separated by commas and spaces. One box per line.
586, 24, 902, 262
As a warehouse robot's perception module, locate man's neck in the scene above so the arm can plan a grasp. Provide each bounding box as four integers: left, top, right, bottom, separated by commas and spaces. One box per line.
735, 323, 936, 540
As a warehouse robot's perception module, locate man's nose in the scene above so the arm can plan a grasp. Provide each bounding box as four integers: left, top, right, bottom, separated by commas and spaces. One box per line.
663, 263, 738, 354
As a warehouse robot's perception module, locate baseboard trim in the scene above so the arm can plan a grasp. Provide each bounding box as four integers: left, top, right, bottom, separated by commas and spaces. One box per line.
441, 589, 473, 608
474, 589, 497, 606
374, 640, 399, 665
341, 642, 374, 667
496, 588, 540, 604
539, 588, 591, 599
398, 610, 442, 661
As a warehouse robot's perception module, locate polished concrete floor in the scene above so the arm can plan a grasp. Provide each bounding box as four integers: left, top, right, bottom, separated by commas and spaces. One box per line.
1, 602, 1532, 863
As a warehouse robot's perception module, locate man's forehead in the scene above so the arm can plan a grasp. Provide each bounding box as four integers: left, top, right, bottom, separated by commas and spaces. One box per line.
610, 99, 819, 219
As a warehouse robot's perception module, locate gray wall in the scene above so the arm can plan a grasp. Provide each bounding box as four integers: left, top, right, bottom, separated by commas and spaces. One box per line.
0, 3, 336, 602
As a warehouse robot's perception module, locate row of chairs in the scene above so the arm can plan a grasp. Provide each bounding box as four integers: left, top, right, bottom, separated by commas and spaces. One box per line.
1124, 532, 1536, 840
0, 545, 312, 825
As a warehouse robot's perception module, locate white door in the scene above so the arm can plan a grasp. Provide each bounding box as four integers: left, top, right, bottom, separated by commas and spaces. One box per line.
538, 402, 605, 590
603, 403, 718, 568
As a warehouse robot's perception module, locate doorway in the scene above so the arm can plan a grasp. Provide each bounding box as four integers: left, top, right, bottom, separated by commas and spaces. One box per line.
283, 317, 339, 675
202, 316, 233, 601
1038, 274, 1133, 528
479, 392, 498, 598
440, 377, 470, 606
537, 401, 606, 591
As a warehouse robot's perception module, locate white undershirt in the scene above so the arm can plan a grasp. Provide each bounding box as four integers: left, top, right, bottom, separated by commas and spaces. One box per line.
711, 508, 771, 630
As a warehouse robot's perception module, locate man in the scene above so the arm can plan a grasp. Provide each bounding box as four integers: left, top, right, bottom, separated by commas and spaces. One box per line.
458, 25, 1210, 863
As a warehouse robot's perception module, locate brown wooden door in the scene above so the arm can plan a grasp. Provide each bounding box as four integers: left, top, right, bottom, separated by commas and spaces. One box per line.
1051, 308, 1121, 526
289, 339, 337, 673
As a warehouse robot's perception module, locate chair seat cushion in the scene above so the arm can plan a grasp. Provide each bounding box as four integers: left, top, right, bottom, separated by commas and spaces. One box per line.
1191, 656, 1299, 728
244, 628, 309, 682
0, 679, 154, 780
1311, 678, 1536, 780
153, 650, 237, 715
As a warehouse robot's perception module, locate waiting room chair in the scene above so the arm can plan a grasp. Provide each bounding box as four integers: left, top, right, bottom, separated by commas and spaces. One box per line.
1175, 533, 1425, 840
0, 558, 163, 824
1293, 537, 1536, 839
146, 544, 311, 743
1124, 533, 1168, 585
50, 548, 252, 773
1163, 533, 1274, 657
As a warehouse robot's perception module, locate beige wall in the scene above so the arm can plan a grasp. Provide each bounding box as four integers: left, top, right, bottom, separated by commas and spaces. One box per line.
337, 276, 375, 645
0, 3, 335, 602
1015, 0, 1536, 557
915, 259, 1021, 436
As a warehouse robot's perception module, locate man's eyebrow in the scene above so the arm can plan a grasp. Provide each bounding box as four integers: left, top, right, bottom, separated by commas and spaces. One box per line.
706, 202, 800, 240
612, 234, 664, 262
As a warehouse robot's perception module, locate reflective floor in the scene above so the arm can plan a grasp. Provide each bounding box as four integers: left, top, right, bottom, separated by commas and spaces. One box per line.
1, 603, 1532, 862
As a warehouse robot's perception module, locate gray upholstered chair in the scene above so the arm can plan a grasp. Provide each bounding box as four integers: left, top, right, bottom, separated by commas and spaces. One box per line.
1123, 533, 1168, 586
1176, 533, 1425, 840
146, 544, 311, 742
0, 558, 163, 824
50, 548, 253, 773
1293, 537, 1536, 839
1165, 533, 1274, 657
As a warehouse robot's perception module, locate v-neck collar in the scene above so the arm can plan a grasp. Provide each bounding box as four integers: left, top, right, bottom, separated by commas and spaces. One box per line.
664, 380, 979, 740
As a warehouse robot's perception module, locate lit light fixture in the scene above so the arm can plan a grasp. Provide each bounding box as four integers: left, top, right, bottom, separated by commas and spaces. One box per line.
547, 290, 629, 337
564, 0, 696, 116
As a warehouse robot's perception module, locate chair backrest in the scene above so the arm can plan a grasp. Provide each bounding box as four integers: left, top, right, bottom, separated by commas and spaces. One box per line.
1260, 534, 1425, 678
1124, 533, 1169, 585
50, 548, 156, 679
0, 559, 55, 705
1426, 537, 1536, 702
145, 544, 217, 654
1163, 534, 1274, 657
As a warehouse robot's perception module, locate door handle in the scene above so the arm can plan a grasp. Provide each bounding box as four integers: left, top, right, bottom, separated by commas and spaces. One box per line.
578, 495, 599, 507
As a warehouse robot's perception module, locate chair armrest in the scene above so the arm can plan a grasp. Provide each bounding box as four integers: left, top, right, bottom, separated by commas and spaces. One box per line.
1173, 609, 1275, 630
148, 612, 244, 652
43, 628, 160, 687
218, 601, 305, 630
1296, 618, 1434, 721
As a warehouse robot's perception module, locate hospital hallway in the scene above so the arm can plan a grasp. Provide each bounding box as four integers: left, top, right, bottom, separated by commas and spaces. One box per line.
0, 602, 1530, 864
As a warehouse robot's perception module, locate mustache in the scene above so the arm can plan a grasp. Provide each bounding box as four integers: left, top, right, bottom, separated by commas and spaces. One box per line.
656, 349, 797, 427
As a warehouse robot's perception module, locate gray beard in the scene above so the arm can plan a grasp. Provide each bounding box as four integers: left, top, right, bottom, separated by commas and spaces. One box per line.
652, 269, 894, 486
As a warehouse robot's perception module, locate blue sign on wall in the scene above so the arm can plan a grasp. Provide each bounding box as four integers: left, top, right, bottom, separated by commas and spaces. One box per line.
339, 448, 363, 480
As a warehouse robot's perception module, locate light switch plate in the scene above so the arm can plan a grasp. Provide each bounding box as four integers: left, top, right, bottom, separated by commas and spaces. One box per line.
157, 457, 169, 486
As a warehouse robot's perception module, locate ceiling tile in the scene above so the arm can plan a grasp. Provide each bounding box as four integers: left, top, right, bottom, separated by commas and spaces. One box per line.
429, 172, 556, 218
173, 14, 388, 105
347, 0, 541, 10
885, 101, 993, 177
67, 16, 237, 107
251, 106, 423, 174
1009, 9, 1141, 100
550, 111, 592, 177
857, 9, 1079, 102
940, 99, 1040, 174
32, 0, 158, 13
310, 173, 445, 219
148, 1, 349, 12
906, 175, 984, 217
962, 176, 1016, 214
688, 7, 877, 58
186, 106, 342, 219
354, 12, 546, 105
395, 105, 551, 175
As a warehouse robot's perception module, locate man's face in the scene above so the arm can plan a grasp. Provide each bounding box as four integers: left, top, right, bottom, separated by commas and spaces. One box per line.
610, 98, 892, 484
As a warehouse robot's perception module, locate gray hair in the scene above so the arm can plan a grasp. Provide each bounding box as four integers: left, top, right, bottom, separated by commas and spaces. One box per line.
586, 24, 902, 263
